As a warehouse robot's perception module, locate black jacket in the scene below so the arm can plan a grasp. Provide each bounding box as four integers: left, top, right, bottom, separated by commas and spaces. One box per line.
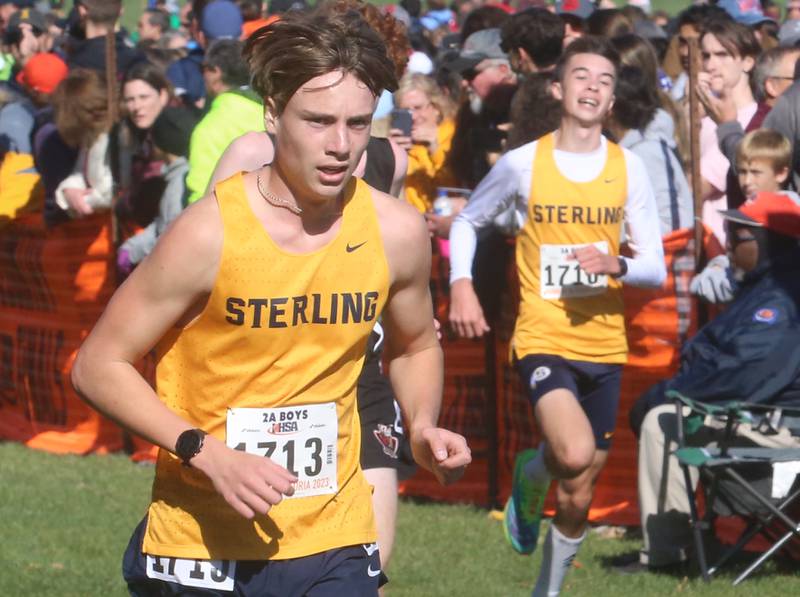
66, 32, 144, 76
630, 248, 800, 434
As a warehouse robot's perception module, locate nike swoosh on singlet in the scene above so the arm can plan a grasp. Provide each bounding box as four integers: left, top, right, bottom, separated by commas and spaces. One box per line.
367, 565, 381, 577
346, 241, 367, 253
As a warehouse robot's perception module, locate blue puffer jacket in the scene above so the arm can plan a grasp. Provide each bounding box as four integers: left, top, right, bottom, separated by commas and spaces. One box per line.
630, 246, 800, 434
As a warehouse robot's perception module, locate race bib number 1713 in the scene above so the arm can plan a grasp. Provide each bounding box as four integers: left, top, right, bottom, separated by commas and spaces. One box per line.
226, 403, 338, 498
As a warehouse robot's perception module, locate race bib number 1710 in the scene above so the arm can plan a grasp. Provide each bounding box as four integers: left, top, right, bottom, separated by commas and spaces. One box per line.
226, 403, 338, 498
539, 241, 609, 300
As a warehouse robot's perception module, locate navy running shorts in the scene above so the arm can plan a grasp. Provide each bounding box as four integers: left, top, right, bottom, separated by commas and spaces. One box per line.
515, 353, 622, 450
358, 327, 415, 479
123, 517, 386, 596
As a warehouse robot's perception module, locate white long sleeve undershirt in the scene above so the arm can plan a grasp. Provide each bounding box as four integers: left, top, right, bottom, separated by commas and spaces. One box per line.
449, 136, 666, 288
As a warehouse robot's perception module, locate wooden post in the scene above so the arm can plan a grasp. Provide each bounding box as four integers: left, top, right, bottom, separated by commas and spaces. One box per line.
105, 28, 119, 246
688, 38, 704, 267
106, 26, 133, 454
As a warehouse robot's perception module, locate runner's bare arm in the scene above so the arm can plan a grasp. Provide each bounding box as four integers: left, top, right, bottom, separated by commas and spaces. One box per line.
71, 196, 296, 518
448, 148, 525, 338
377, 195, 471, 485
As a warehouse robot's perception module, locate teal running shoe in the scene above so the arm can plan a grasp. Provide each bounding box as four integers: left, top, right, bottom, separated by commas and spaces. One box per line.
503, 448, 549, 555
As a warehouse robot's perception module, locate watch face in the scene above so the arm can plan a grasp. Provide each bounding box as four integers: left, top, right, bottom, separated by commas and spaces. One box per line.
176, 429, 203, 461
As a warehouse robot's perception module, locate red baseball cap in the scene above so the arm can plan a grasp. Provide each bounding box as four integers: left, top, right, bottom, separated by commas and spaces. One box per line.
720, 191, 800, 238
16, 52, 68, 95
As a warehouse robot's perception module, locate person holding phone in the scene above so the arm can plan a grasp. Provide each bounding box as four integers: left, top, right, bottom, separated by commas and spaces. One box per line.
389, 73, 460, 224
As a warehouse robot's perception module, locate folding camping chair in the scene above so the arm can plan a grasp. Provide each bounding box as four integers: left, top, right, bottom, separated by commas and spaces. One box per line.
668, 390, 800, 585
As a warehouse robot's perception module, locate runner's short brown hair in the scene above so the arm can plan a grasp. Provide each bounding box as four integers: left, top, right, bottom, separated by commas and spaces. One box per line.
554, 35, 621, 83
244, 11, 398, 115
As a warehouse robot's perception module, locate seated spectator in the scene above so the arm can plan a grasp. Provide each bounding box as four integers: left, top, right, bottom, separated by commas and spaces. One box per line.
185, 38, 261, 203
51, 68, 113, 217
117, 107, 199, 274
390, 73, 457, 215
630, 190, 800, 570
137, 8, 170, 44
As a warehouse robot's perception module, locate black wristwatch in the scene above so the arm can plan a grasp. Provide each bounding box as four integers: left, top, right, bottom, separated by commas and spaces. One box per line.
175, 428, 207, 466
612, 257, 628, 279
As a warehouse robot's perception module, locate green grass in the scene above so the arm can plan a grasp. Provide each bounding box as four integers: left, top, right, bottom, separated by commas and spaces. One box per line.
2, 441, 799, 596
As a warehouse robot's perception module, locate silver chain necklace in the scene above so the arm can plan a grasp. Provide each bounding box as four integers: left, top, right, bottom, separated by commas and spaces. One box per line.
256, 173, 303, 215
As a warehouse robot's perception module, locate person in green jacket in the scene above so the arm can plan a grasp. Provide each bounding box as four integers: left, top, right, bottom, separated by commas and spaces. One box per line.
186, 38, 263, 203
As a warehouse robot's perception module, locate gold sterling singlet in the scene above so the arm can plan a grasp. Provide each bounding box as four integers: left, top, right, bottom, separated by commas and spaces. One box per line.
513, 133, 628, 364
143, 173, 389, 560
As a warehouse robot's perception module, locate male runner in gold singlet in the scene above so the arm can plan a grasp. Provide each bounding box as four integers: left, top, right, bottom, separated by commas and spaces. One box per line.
449, 36, 665, 596
72, 11, 470, 596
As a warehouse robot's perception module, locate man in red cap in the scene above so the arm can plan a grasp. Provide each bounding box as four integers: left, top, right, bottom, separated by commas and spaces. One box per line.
628, 190, 800, 571
16, 51, 67, 97
0, 52, 67, 155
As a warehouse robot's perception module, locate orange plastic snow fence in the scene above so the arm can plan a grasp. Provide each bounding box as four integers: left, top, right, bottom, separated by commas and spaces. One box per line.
400, 229, 703, 525
1, 211, 711, 527
0, 212, 155, 454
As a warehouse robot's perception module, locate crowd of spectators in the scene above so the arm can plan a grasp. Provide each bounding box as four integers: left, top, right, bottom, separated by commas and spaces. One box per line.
0, 0, 792, 260
3, 0, 800, 581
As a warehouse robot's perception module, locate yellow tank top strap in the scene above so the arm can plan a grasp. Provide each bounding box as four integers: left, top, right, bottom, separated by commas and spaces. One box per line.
212, 171, 257, 239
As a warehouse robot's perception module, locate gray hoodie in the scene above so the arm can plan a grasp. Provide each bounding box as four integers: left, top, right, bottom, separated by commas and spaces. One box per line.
120, 157, 189, 264
619, 109, 694, 237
